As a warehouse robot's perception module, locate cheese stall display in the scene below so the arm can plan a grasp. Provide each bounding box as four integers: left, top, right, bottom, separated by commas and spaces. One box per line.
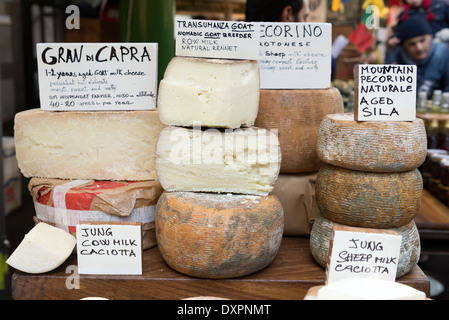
155, 55, 284, 279
310, 65, 427, 282
7, 21, 431, 300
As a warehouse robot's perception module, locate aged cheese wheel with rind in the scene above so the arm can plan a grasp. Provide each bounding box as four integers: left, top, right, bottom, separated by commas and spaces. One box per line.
255, 88, 344, 173
309, 214, 421, 278
155, 191, 284, 279
316, 164, 422, 228
316, 113, 427, 173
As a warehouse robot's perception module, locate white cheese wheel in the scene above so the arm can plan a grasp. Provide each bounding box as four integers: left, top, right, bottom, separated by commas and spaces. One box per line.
316, 164, 422, 228
316, 278, 426, 300
14, 109, 165, 181
6, 222, 76, 274
155, 126, 281, 196
309, 214, 421, 278
157, 57, 260, 129
155, 192, 284, 279
255, 88, 343, 173
317, 113, 427, 172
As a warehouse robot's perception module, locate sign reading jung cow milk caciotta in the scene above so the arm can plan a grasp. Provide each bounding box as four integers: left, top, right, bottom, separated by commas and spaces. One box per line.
354, 64, 417, 121
37, 43, 158, 111
326, 226, 402, 285
258, 23, 332, 89
76, 222, 142, 275
175, 19, 259, 60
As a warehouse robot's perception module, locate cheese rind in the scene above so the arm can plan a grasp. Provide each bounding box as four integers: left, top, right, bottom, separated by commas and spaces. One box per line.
316, 164, 422, 228
317, 113, 427, 172
255, 88, 343, 173
14, 109, 165, 181
155, 192, 284, 279
310, 214, 421, 278
6, 222, 76, 274
316, 278, 426, 300
155, 126, 281, 196
157, 57, 260, 129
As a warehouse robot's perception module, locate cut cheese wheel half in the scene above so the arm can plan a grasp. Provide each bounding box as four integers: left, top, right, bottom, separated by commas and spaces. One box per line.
309, 214, 421, 278
6, 222, 76, 274
316, 164, 422, 228
14, 109, 165, 181
155, 126, 281, 196
157, 57, 260, 129
255, 88, 344, 173
155, 192, 284, 279
317, 113, 427, 172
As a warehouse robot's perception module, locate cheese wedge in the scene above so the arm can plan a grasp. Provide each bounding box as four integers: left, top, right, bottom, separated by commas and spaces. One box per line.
316, 278, 426, 300
155, 126, 281, 196
14, 109, 165, 181
6, 223, 76, 274
157, 57, 260, 129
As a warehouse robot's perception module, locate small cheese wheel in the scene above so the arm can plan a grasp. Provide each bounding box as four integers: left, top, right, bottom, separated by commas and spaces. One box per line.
316, 164, 422, 228
309, 214, 421, 278
255, 88, 344, 173
316, 113, 427, 172
155, 192, 284, 279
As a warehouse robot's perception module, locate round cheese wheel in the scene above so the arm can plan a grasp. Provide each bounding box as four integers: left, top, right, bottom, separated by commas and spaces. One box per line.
309, 214, 421, 278
155, 192, 284, 279
255, 88, 344, 173
317, 113, 427, 172
316, 164, 422, 228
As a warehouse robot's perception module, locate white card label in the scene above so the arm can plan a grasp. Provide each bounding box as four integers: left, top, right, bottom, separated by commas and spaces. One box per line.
356, 64, 417, 121
76, 222, 142, 275
258, 23, 332, 89
37, 43, 158, 111
326, 226, 402, 284
175, 19, 259, 60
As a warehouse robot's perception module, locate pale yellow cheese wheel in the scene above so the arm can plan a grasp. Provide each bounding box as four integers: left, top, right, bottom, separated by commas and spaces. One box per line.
317, 113, 427, 173
309, 214, 421, 278
315, 164, 422, 228
255, 88, 344, 173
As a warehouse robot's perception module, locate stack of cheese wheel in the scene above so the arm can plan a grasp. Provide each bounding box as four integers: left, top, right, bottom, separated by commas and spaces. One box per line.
310, 113, 427, 278
155, 57, 284, 279
255, 88, 344, 235
13, 107, 166, 253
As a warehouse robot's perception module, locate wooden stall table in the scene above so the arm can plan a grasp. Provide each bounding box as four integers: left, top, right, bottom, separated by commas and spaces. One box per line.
10, 237, 430, 300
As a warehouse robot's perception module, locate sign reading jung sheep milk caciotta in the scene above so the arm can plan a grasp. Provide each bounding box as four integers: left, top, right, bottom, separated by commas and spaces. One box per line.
354, 64, 417, 121
36, 43, 158, 111
326, 226, 402, 285
258, 22, 332, 89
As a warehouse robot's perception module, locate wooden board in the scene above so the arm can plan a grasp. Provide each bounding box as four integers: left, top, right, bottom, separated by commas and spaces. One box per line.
416, 189, 449, 232
11, 237, 430, 300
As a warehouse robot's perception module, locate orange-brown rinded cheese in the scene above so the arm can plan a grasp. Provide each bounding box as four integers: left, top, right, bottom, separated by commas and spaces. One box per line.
254, 88, 344, 173
309, 214, 421, 278
316, 164, 422, 228
155, 192, 284, 279
317, 113, 427, 172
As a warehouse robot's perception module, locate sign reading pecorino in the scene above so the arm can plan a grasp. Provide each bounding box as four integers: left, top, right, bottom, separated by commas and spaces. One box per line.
37, 43, 158, 111
354, 64, 417, 121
